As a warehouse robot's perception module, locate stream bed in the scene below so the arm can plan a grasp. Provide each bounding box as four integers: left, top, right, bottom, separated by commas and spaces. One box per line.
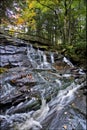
0, 34, 86, 130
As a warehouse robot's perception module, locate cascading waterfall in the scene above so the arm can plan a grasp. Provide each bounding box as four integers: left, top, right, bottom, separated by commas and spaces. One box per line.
37, 48, 43, 63
37, 51, 51, 69
50, 53, 54, 64
55, 79, 62, 88
49, 81, 85, 110
63, 56, 74, 67
30, 44, 33, 50
0, 42, 86, 130
1, 81, 85, 130
27, 45, 54, 69
27, 45, 38, 68
43, 54, 47, 63
39, 53, 50, 68
27, 45, 32, 61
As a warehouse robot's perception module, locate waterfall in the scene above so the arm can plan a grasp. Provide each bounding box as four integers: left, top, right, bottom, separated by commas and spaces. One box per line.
27, 46, 53, 69
27, 45, 38, 68
42, 54, 51, 68
30, 44, 33, 53
56, 83, 81, 110
37, 48, 42, 63
0, 39, 86, 130
27, 46, 32, 61
63, 57, 74, 67
49, 82, 84, 110
37, 53, 51, 69
50, 53, 54, 64
43, 54, 47, 64
32, 97, 49, 122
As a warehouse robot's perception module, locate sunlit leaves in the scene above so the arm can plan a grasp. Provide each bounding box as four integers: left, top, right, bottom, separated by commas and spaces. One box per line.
16, 17, 25, 24
0, 0, 86, 47
28, 1, 36, 9
15, 0, 37, 30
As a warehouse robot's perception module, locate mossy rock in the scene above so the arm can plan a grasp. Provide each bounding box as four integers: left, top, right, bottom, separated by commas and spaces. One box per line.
0, 67, 8, 74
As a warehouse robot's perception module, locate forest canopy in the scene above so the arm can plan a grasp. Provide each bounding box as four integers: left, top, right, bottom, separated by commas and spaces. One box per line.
0, 0, 86, 65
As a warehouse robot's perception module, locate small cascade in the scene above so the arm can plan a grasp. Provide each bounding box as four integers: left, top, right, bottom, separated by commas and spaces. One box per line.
56, 83, 80, 110
27, 45, 38, 68
49, 82, 84, 110
37, 48, 43, 63
32, 89, 49, 122
27, 46, 32, 61
17, 117, 42, 130
55, 79, 62, 87
1, 83, 15, 98
27, 44, 35, 56
27, 45, 54, 69
63, 57, 74, 67
33, 97, 49, 122
29, 44, 36, 55
37, 52, 51, 69
50, 53, 54, 64
29, 44, 32, 52
40, 54, 50, 68
43, 54, 47, 64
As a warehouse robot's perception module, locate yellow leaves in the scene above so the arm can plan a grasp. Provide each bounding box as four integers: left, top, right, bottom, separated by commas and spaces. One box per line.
26, 0, 37, 10
20, 1, 36, 30
22, 2, 36, 20
28, 1, 36, 9
16, 18, 25, 25
29, 3, 33, 9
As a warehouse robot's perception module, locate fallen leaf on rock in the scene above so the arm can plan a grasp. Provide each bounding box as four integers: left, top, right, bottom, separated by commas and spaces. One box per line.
63, 125, 67, 129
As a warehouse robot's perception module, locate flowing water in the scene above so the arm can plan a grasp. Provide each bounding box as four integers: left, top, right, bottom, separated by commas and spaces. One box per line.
50, 53, 54, 64
0, 37, 86, 130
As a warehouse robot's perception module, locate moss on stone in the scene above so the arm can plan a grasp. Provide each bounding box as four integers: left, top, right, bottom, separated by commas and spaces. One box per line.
0, 67, 8, 74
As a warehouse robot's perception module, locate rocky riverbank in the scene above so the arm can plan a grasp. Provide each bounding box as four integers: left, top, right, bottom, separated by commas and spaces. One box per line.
0, 33, 86, 130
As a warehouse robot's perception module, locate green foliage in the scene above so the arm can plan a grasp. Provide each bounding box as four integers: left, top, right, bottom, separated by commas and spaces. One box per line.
0, 0, 86, 67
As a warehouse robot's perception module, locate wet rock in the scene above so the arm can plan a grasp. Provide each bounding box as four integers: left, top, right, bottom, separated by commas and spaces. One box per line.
41, 89, 86, 130
6, 98, 39, 114
0, 37, 86, 130
71, 90, 86, 116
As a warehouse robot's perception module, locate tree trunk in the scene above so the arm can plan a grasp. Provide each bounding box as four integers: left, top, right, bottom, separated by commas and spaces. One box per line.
68, 0, 72, 44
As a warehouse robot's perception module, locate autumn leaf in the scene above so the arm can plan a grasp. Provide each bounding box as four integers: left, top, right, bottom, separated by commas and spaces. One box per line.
63, 125, 67, 129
